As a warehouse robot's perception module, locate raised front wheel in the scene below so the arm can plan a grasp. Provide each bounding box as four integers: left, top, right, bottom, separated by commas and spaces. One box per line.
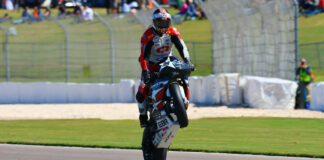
169, 83, 188, 128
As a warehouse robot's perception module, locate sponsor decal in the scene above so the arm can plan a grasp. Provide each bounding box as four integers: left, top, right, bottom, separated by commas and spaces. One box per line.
156, 46, 170, 53
153, 36, 160, 43
164, 132, 173, 143
157, 119, 168, 129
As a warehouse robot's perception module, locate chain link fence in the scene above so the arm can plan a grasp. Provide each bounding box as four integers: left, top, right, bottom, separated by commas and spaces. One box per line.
197, 0, 298, 80
0, 12, 208, 83
0, 0, 301, 82
299, 41, 324, 69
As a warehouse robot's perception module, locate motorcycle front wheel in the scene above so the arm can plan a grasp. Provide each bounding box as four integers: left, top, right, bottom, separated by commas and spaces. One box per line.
169, 83, 188, 128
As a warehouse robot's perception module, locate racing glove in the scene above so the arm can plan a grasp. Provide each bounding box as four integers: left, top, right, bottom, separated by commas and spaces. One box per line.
185, 58, 195, 71
139, 114, 148, 128
142, 70, 151, 84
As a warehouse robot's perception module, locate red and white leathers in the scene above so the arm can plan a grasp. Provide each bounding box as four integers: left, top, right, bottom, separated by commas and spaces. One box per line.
136, 25, 191, 115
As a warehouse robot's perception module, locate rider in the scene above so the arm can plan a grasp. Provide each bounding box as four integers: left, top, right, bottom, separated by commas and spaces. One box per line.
136, 8, 194, 160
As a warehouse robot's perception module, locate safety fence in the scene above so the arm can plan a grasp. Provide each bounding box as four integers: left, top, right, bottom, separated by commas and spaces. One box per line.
299, 41, 324, 69
0, 14, 209, 83
197, 0, 298, 80
0, 0, 301, 83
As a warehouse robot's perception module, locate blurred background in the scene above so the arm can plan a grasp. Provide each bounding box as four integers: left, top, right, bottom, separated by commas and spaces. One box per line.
0, 0, 322, 83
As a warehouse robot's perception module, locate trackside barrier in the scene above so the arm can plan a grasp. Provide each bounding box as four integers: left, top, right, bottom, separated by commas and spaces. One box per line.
310, 82, 324, 111
243, 76, 298, 109
0, 77, 322, 110
200, 75, 220, 105
0, 80, 135, 104
188, 76, 203, 104
218, 74, 242, 106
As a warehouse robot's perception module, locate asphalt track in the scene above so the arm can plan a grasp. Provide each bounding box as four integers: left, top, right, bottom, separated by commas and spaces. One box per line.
0, 144, 323, 160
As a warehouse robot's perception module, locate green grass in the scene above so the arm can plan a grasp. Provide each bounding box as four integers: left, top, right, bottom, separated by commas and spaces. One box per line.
1, 118, 324, 158
299, 14, 324, 43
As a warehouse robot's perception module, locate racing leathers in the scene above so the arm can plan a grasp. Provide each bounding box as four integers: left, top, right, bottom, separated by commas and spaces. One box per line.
136, 25, 192, 125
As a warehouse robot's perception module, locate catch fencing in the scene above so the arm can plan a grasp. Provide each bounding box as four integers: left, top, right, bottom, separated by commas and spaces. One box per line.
0, 14, 140, 83
197, 0, 298, 80
299, 41, 324, 69
0, 12, 207, 83
0, 0, 301, 83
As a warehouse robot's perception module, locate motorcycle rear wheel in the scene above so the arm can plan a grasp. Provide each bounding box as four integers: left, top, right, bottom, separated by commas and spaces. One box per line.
169, 83, 188, 128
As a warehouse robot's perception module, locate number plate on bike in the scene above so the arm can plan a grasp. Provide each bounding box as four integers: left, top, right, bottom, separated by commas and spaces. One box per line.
156, 118, 169, 130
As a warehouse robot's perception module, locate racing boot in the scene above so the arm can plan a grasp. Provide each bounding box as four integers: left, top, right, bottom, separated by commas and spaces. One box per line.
142, 127, 154, 160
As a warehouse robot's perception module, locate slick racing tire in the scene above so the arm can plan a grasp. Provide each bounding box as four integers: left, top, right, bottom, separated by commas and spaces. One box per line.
153, 148, 168, 160
169, 83, 188, 128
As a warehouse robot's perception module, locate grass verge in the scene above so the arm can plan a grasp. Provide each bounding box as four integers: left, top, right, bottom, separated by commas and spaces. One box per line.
0, 118, 324, 158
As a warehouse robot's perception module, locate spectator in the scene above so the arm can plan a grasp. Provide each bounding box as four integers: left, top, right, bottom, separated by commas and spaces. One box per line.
296, 58, 313, 108
196, 6, 207, 20
302, 0, 324, 17
0, 13, 12, 23
73, 2, 83, 16
138, 0, 145, 10
83, 5, 93, 21
114, 0, 122, 13
172, 0, 187, 24
122, 0, 139, 13
106, 0, 113, 14
147, 0, 153, 8
184, 0, 198, 21
178, 0, 188, 16
13, 6, 32, 24
57, 4, 66, 18
43, 7, 51, 20
32, 6, 40, 20
106, 0, 121, 14
31, 6, 46, 22
73, 3, 83, 22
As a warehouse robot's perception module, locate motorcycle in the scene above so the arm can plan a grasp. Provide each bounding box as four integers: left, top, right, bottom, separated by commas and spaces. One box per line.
142, 56, 193, 160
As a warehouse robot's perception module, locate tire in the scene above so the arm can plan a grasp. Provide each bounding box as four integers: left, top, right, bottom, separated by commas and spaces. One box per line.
153, 148, 168, 160
169, 83, 188, 128
295, 83, 305, 109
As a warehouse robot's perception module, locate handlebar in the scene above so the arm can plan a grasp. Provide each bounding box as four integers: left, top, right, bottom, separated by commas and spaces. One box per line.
150, 67, 193, 83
